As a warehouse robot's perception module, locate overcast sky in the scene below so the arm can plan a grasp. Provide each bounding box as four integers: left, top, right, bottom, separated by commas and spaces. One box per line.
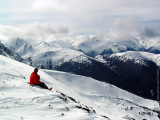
0, 0, 160, 41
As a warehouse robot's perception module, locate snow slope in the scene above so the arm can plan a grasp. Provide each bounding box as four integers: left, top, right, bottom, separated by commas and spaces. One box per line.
0, 55, 159, 120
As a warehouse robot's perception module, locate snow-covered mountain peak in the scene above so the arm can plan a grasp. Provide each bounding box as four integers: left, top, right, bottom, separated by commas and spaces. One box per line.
111, 51, 160, 66
37, 41, 62, 48
3, 38, 86, 69
31, 48, 84, 69
69, 55, 92, 64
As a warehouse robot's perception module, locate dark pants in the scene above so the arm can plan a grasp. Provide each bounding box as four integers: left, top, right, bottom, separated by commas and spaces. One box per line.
32, 82, 48, 89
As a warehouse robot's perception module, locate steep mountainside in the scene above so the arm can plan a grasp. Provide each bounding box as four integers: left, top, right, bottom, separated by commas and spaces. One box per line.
0, 41, 23, 61
55, 52, 159, 100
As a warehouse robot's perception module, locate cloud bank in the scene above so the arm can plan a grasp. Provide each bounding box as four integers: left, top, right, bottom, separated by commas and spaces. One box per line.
0, 22, 70, 42
108, 17, 139, 41
0, 0, 160, 42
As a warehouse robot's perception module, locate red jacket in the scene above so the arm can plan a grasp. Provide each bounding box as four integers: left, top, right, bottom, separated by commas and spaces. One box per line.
30, 72, 41, 85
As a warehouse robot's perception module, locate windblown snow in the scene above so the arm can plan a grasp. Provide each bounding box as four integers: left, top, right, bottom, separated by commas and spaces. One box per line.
0, 55, 159, 120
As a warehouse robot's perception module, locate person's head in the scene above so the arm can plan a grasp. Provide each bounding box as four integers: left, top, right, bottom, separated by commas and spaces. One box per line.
34, 68, 38, 74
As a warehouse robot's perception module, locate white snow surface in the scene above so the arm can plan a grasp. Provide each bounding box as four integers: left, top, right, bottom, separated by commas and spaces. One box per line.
111, 51, 160, 66
0, 55, 159, 120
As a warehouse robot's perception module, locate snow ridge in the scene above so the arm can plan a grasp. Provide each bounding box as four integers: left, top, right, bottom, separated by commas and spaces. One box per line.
111, 51, 160, 66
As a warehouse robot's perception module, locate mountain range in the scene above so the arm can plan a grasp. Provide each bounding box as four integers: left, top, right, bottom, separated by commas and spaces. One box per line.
1, 36, 160, 101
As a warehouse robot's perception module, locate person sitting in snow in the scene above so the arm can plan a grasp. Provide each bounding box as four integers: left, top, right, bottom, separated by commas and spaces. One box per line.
30, 68, 52, 91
